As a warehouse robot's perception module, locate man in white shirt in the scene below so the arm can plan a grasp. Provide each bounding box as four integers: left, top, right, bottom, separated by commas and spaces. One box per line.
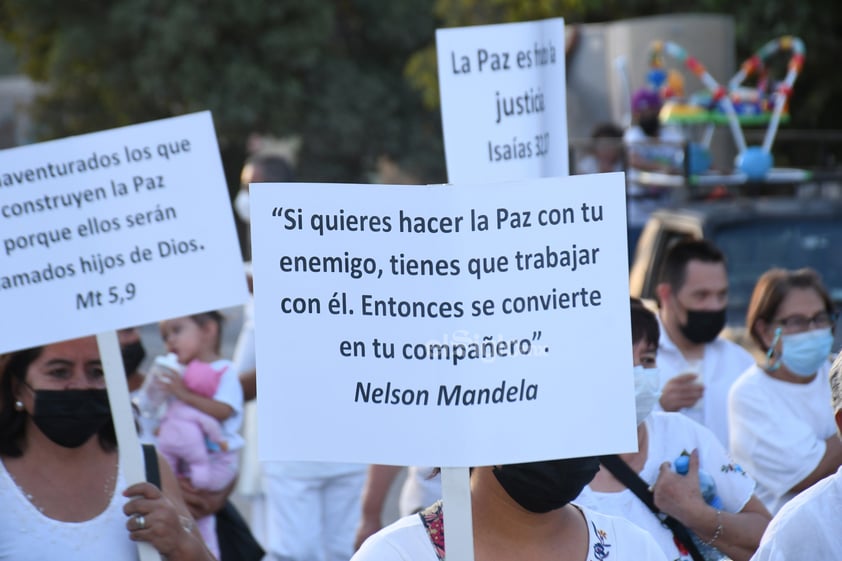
751, 353, 842, 560
655, 239, 754, 447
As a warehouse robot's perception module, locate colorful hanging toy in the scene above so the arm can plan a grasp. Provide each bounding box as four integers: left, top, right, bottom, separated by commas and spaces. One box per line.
643, 37, 805, 180
729, 36, 805, 179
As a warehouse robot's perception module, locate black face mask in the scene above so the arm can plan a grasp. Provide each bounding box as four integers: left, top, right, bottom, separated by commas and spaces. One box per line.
679, 308, 727, 344
31, 389, 112, 448
639, 115, 661, 137
493, 457, 600, 513
121, 340, 147, 377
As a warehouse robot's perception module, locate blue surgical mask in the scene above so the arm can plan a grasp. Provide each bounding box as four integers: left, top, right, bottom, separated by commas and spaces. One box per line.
767, 327, 833, 377
634, 365, 660, 425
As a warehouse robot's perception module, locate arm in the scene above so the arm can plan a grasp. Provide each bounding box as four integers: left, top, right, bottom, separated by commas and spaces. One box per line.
179, 475, 236, 520
354, 465, 403, 550
789, 435, 842, 494
653, 450, 771, 561
239, 369, 257, 402
123, 453, 214, 560
161, 369, 234, 421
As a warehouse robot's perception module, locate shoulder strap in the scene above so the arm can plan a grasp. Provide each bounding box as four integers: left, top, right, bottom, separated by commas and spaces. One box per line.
418, 501, 445, 561
599, 455, 706, 561
142, 443, 161, 489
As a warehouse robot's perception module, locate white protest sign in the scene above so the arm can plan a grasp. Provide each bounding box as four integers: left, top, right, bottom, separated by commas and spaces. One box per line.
252, 173, 636, 467
437, 18, 568, 184
0, 111, 248, 353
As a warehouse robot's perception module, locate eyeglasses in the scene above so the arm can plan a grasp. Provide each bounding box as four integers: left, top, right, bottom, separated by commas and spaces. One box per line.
772, 311, 839, 333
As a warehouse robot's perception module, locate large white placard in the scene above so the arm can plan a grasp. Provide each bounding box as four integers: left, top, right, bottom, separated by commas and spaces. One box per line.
252, 173, 635, 467
0, 111, 248, 353
437, 18, 568, 183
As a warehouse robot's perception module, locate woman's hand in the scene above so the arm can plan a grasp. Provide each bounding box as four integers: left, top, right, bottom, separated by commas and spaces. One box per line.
652, 449, 709, 526
123, 481, 197, 557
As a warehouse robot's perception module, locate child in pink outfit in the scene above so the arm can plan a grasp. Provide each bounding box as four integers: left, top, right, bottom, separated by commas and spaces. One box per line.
155, 311, 244, 559
157, 360, 238, 491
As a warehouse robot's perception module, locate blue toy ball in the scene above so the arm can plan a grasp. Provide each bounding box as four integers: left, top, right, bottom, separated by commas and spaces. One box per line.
687, 143, 711, 175
736, 146, 773, 180
647, 68, 667, 89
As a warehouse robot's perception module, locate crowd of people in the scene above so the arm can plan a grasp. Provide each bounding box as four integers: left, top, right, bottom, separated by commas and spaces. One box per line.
2, 128, 841, 561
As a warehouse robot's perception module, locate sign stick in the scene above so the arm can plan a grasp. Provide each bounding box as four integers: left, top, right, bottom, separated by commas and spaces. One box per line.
98, 330, 161, 561
441, 467, 475, 561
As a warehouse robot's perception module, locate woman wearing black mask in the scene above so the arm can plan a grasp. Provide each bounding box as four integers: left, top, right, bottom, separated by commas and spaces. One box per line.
0, 336, 215, 561
574, 299, 770, 561
352, 458, 668, 559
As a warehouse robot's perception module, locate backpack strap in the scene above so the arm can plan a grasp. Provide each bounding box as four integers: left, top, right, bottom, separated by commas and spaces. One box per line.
142, 443, 161, 489
599, 454, 705, 561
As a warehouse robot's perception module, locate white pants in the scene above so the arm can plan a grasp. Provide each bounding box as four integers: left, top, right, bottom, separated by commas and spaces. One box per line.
264, 466, 366, 561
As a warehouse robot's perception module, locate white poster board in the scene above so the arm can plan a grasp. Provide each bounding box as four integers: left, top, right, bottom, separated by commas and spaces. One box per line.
252, 173, 636, 467
437, 18, 568, 184
0, 111, 248, 353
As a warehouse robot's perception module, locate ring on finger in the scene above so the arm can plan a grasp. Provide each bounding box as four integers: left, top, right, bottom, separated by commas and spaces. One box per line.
135, 514, 146, 530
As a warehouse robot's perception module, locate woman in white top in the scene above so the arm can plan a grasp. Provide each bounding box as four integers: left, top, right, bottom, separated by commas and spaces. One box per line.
729, 267, 842, 514
353, 460, 668, 561
0, 336, 214, 561
575, 299, 771, 561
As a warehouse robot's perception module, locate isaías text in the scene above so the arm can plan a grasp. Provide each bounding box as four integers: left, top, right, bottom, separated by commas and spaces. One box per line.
354, 378, 538, 407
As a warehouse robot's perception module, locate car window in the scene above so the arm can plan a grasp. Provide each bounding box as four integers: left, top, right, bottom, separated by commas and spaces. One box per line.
712, 218, 842, 323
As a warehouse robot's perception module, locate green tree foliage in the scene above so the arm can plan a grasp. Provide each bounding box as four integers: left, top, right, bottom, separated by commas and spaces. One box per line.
3, 0, 839, 187
0, 0, 446, 184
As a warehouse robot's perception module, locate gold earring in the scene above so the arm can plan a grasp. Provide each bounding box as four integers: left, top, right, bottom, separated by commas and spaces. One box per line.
14, 400, 24, 411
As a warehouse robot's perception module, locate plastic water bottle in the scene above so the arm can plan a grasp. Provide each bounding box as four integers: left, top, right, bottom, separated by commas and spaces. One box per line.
673, 454, 728, 560
673, 454, 723, 509
137, 353, 183, 420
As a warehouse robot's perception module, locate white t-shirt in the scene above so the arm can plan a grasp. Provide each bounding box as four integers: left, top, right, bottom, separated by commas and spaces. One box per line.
206, 358, 245, 451
0, 458, 137, 560
657, 320, 755, 448
575, 412, 756, 561
728, 362, 836, 514
352, 502, 668, 561
751, 465, 842, 561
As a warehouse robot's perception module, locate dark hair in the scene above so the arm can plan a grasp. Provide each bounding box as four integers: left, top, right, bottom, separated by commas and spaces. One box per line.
747, 268, 835, 352
591, 122, 623, 140
0, 345, 117, 457
657, 239, 725, 297
631, 297, 660, 348
191, 311, 225, 353
247, 153, 295, 183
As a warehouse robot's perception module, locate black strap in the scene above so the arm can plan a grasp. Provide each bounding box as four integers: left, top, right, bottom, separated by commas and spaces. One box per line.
599, 454, 705, 561
142, 443, 161, 489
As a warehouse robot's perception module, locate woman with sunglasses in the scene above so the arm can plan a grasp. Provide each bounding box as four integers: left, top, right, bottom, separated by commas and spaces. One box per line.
729, 268, 842, 515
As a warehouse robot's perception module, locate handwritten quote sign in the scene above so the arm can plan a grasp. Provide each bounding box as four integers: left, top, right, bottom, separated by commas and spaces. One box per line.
252, 174, 636, 467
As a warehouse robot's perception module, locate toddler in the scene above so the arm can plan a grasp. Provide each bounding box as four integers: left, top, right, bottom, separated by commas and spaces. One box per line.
153, 311, 244, 559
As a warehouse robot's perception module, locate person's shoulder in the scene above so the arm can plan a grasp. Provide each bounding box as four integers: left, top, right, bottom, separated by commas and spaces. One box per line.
353, 513, 433, 561
649, 410, 714, 443
729, 363, 765, 393
580, 506, 669, 560
778, 467, 840, 516
757, 470, 841, 549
